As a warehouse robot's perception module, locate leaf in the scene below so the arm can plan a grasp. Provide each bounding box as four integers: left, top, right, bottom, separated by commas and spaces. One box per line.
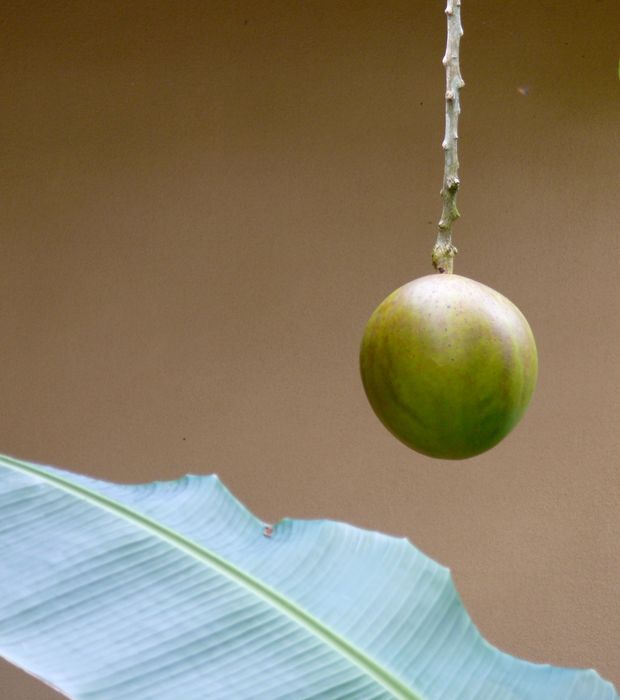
0, 454, 617, 700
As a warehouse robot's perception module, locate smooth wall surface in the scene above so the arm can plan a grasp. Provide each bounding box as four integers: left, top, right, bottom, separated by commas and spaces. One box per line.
1, 1, 618, 696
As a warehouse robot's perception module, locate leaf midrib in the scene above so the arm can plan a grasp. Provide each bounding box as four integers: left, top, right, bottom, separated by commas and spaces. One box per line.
1, 455, 423, 700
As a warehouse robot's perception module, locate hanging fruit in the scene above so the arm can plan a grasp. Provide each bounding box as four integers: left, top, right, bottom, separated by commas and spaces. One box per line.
360, 274, 537, 459
360, 0, 538, 459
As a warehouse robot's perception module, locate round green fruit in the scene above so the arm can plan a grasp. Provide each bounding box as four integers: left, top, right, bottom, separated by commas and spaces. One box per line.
360, 274, 538, 459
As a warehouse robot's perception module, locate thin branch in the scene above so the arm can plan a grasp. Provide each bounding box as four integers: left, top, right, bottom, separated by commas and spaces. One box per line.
432, 0, 464, 273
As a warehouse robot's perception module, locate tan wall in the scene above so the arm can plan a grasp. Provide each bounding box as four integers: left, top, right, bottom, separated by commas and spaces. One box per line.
1, 2, 618, 696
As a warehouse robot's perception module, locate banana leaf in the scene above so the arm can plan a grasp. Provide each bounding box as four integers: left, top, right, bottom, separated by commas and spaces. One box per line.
0, 454, 617, 699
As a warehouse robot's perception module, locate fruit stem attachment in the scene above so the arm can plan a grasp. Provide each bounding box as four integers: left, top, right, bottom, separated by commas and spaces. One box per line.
432, 0, 464, 274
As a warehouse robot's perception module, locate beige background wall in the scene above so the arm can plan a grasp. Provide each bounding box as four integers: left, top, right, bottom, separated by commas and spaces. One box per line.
1, 1, 618, 696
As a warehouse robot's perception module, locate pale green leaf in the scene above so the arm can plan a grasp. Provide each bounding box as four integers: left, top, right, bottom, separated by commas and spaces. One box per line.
0, 454, 617, 699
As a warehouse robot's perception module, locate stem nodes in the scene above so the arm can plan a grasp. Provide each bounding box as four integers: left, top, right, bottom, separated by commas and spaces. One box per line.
433, 0, 464, 274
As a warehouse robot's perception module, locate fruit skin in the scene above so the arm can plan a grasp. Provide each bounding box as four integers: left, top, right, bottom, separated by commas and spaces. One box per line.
360, 274, 538, 459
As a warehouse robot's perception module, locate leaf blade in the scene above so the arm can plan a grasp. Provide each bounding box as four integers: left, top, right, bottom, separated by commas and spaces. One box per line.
0, 454, 617, 700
